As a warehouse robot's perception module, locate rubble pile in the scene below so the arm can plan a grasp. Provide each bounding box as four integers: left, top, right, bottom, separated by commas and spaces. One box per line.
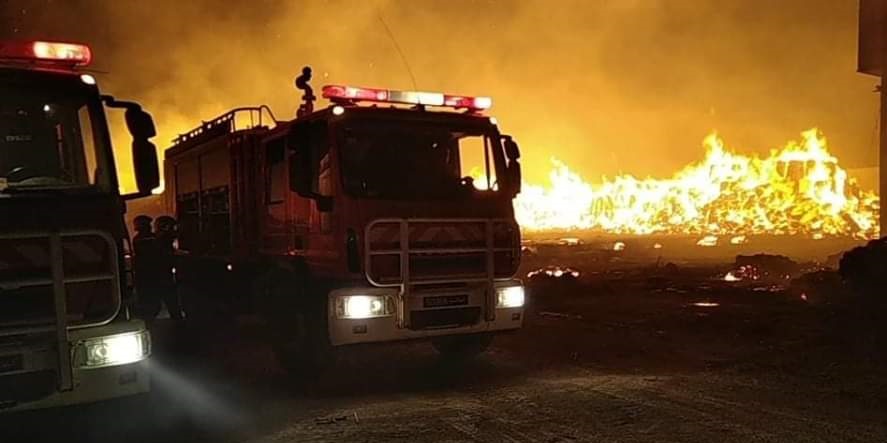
839, 238, 887, 298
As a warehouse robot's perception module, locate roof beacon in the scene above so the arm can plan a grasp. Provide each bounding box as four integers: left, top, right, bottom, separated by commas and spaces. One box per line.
0, 41, 92, 66
322, 84, 492, 111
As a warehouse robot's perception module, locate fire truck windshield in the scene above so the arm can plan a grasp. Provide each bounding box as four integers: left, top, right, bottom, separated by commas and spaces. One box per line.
0, 75, 111, 193
340, 119, 503, 199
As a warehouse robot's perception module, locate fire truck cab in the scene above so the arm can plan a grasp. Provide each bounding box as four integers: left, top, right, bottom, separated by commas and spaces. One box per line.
1, 41, 157, 411
164, 71, 524, 371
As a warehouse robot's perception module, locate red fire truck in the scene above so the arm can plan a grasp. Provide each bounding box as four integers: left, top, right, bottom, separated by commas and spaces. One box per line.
1, 41, 158, 411
163, 69, 525, 372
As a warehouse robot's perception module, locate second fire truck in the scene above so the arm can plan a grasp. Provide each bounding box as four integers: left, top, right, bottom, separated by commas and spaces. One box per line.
163, 69, 525, 372
1, 41, 157, 411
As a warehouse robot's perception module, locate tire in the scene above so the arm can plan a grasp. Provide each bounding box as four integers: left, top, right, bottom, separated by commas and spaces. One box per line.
259, 269, 337, 377
431, 333, 494, 360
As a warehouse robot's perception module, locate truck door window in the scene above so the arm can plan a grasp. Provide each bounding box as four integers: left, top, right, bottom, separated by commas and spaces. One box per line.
307, 122, 333, 233
310, 121, 331, 197
459, 135, 499, 191
318, 149, 333, 233
266, 139, 286, 204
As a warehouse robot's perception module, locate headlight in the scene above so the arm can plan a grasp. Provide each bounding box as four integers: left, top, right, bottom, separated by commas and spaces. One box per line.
335, 295, 394, 319
496, 285, 525, 308
74, 330, 151, 369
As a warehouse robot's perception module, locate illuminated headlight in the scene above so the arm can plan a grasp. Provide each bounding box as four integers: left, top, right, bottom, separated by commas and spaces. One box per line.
74, 330, 151, 369
496, 285, 525, 308
335, 295, 394, 319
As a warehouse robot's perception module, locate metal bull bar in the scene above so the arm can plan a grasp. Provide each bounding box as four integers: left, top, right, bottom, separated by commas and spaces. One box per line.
364, 218, 517, 328
0, 230, 121, 392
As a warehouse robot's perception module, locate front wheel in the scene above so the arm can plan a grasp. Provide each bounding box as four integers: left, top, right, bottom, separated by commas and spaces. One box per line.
431, 333, 493, 360
260, 271, 337, 377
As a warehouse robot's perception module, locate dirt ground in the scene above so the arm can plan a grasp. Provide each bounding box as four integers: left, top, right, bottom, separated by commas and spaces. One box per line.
2, 247, 886, 443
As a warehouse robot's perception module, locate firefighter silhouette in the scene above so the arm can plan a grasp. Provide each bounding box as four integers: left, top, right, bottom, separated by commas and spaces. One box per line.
133, 215, 183, 321
131, 214, 155, 318
154, 216, 183, 320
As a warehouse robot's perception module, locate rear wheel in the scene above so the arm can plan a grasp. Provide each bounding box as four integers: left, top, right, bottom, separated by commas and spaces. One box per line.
431, 333, 493, 360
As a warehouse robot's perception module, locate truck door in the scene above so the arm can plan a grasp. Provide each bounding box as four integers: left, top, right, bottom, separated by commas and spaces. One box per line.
262, 136, 289, 256
290, 120, 339, 274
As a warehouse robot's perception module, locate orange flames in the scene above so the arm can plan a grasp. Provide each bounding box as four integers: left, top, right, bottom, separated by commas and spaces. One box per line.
514, 129, 879, 238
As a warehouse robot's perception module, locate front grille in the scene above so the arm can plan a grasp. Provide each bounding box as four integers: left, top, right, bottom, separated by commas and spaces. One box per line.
410, 252, 486, 280
0, 231, 119, 331
366, 219, 520, 285
410, 307, 481, 330
0, 285, 54, 327
0, 370, 56, 404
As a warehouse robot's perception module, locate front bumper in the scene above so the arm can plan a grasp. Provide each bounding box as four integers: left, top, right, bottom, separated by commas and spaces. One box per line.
328, 281, 525, 346
0, 321, 151, 413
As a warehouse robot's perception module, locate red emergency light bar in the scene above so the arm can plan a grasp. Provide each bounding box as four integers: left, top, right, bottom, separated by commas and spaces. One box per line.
0, 41, 92, 66
322, 84, 492, 111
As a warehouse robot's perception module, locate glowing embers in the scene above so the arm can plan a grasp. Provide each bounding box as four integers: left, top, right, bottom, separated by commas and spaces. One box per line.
723, 264, 762, 282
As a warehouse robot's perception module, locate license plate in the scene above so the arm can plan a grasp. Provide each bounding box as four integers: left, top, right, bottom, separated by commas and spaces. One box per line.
0, 354, 23, 374
423, 294, 469, 308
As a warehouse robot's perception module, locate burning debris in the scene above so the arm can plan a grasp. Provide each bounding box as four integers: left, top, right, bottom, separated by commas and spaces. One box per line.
723, 271, 742, 282
527, 266, 581, 280
514, 130, 879, 239
722, 254, 800, 283
730, 235, 748, 245
558, 237, 581, 246
521, 245, 539, 257
696, 235, 718, 247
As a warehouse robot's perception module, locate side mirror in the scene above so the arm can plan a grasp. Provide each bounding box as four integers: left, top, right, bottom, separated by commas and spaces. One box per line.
132, 138, 160, 195
128, 109, 160, 195
504, 137, 521, 161
102, 96, 160, 199
503, 136, 522, 196
125, 107, 157, 140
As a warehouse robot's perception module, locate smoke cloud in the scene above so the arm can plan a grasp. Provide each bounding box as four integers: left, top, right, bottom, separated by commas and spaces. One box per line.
2, 0, 879, 191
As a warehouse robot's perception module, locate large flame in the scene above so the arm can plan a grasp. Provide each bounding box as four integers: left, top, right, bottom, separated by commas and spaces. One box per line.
514, 129, 879, 238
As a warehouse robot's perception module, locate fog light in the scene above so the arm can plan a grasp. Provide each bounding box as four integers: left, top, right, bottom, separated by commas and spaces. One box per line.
496, 286, 525, 308
335, 295, 393, 319
75, 330, 151, 369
